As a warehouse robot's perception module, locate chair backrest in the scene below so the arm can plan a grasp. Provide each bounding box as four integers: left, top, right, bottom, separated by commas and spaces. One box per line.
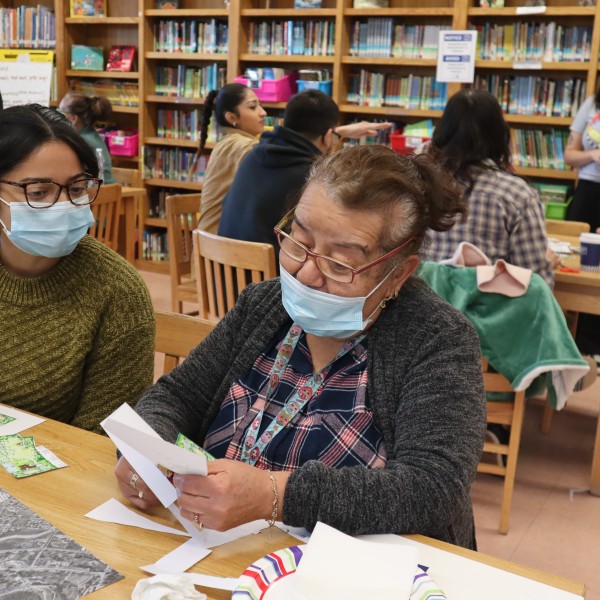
155, 310, 215, 375
89, 183, 122, 251
478, 357, 526, 535
167, 193, 201, 280
192, 230, 277, 322
112, 167, 141, 187
546, 219, 590, 236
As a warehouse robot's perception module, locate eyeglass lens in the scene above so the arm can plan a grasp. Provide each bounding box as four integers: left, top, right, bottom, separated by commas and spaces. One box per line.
278, 233, 354, 283
26, 179, 100, 208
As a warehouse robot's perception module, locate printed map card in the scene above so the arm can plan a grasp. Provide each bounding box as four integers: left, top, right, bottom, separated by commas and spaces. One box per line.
0, 434, 66, 478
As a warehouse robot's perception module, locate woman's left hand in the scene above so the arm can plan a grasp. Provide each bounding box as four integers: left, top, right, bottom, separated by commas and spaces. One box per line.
174, 459, 289, 531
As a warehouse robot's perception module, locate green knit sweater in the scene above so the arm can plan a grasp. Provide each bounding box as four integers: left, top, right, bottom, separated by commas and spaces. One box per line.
0, 236, 155, 433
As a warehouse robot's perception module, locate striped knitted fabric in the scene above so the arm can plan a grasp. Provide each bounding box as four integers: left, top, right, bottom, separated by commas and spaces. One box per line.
0, 236, 155, 433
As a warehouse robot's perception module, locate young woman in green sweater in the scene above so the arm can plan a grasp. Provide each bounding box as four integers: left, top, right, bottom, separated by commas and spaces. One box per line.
0, 104, 154, 433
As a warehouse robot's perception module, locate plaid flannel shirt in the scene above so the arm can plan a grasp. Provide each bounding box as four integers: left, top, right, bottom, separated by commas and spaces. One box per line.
422, 167, 554, 286
204, 328, 387, 472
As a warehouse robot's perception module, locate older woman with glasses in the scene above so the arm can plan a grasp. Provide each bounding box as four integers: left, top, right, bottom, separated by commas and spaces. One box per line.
115, 145, 486, 549
0, 104, 154, 433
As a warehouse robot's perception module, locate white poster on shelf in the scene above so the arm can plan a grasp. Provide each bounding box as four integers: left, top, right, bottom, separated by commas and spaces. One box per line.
436, 31, 477, 83
0, 51, 53, 108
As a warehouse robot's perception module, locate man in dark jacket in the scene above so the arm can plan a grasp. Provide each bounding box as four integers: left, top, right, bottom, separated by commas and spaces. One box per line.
218, 90, 390, 250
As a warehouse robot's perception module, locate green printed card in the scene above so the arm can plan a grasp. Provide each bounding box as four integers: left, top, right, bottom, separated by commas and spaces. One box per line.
0, 434, 67, 478
175, 433, 215, 462
0, 413, 15, 427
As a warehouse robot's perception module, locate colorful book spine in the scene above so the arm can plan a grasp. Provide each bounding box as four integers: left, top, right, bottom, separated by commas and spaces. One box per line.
153, 19, 228, 54
0, 6, 55, 49
247, 19, 335, 56
154, 63, 226, 98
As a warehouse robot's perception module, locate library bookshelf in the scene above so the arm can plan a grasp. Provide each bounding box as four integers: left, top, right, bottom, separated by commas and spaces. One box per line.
2, 0, 599, 271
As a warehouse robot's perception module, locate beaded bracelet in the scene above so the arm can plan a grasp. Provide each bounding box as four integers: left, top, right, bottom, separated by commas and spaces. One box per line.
266, 469, 279, 527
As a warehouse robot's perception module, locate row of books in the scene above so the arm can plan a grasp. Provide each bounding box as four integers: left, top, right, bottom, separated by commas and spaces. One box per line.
0, 6, 55, 49
141, 230, 168, 262
71, 79, 139, 106
143, 146, 204, 182
247, 20, 335, 56
154, 64, 226, 98
472, 22, 592, 63
349, 21, 450, 59
157, 108, 202, 141
153, 19, 228, 54
473, 75, 587, 118
347, 70, 448, 110
511, 128, 571, 171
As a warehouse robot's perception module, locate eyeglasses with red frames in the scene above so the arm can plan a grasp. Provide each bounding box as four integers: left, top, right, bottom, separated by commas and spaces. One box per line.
273, 208, 419, 284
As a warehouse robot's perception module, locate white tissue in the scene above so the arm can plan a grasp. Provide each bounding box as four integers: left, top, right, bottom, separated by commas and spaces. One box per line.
131, 574, 207, 600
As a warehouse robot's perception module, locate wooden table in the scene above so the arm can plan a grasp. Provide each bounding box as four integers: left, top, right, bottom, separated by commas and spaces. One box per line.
553, 236, 600, 496
0, 417, 586, 598
119, 186, 146, 265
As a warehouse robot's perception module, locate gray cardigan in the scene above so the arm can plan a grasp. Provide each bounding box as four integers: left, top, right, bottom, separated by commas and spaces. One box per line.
136, 277, 486, 549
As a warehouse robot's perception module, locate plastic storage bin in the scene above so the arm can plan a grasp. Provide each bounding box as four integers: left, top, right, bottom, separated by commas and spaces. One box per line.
235, 73, 297, 102
545, 200, 570, 220
296, 79, 333, 96
390, 133, 430, 155
106, 130, 139, 157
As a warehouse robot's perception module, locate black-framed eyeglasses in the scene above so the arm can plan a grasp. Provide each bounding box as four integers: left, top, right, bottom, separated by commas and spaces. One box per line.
274, 208, 419, 284
0, 177, 103, 209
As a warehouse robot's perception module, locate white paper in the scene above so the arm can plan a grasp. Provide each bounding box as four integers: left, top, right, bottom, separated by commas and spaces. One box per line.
275, 523, 311, 543
143, 538, 212, 574
192, 520, 267, 548
85, 498, 190, 537
436, 30, 477, 83
102, 418, 207, 476
291, 523, 419, 600
36, 446, 67, 469
142, 566, 240, 592
359, 534, 581, 600
0, 404, 44, 435
516, 5, 547, 14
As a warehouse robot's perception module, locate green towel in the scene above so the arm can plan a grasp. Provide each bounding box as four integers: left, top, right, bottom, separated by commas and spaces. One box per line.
418, 262, 589, 409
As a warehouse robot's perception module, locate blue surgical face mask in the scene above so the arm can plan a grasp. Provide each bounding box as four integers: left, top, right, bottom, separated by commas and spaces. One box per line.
280, 264, 396, 339
0, 197, 95, 258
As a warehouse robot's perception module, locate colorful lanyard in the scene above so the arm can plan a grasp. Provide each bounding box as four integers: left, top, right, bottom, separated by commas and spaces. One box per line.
240, 323, 365, 466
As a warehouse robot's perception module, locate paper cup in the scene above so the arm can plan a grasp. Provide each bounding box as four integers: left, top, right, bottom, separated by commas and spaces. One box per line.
580, 233, 600, 272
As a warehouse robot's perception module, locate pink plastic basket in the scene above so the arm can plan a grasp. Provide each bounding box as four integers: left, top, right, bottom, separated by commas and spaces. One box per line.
235, 73, 297, 103
106, 130, 139, 157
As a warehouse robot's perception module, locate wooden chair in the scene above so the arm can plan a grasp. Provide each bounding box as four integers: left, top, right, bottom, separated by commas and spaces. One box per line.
546, 219, 590, 236
478, 358, 526, 535
192, 230, 277, 322
112, 167, 142, 187
155, 310, 215, 375
166, 193, 201, 314
541, 218, 589, 434
89, 183, 122, 251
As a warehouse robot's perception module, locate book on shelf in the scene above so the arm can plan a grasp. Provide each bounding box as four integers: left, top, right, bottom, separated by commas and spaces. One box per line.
142, 230, 168, 262
143, 146, 204, 183
510, 128, 571, 171
353, 0, 389, 8
247, 20, 334, 56
70, 0, 106, 18
350, 20, 450, 59
154, 19, 228, 54
479, 0, 504, 6
0, 6, 56, 49
71, 45, 104, 70
294, 0, 322, 8
156, 0, 180, 7
106, 46, 135, 72
154, 63, 226, 98
72, 79, 139, 106
472, 22, 592, 63
157, 108, 202, 141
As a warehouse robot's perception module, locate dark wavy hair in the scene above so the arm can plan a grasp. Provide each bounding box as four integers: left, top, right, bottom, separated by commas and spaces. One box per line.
60, 91, 112, 127
0, 104, 99, 179
428, 89, 511, 191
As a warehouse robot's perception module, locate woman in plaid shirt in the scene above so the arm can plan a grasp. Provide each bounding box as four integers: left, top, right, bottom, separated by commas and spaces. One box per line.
116, 145, 487, 549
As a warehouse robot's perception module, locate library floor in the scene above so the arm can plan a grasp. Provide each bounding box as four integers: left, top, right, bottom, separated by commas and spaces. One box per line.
141, 269, 600, 599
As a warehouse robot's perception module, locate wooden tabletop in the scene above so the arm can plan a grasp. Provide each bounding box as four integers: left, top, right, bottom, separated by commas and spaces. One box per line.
0, 416, 586, 598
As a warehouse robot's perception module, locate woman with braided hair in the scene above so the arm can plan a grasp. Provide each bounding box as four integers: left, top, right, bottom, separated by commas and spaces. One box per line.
193, 83, 266, 233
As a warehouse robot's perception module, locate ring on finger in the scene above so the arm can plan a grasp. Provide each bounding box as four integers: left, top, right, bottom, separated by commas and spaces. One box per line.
193, 512, 202, 529
138, 491, 144, 500
129, 472, 140, 489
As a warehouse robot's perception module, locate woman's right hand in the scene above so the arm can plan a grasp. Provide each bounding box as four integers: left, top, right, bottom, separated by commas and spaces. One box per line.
114, 456, 159, 510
